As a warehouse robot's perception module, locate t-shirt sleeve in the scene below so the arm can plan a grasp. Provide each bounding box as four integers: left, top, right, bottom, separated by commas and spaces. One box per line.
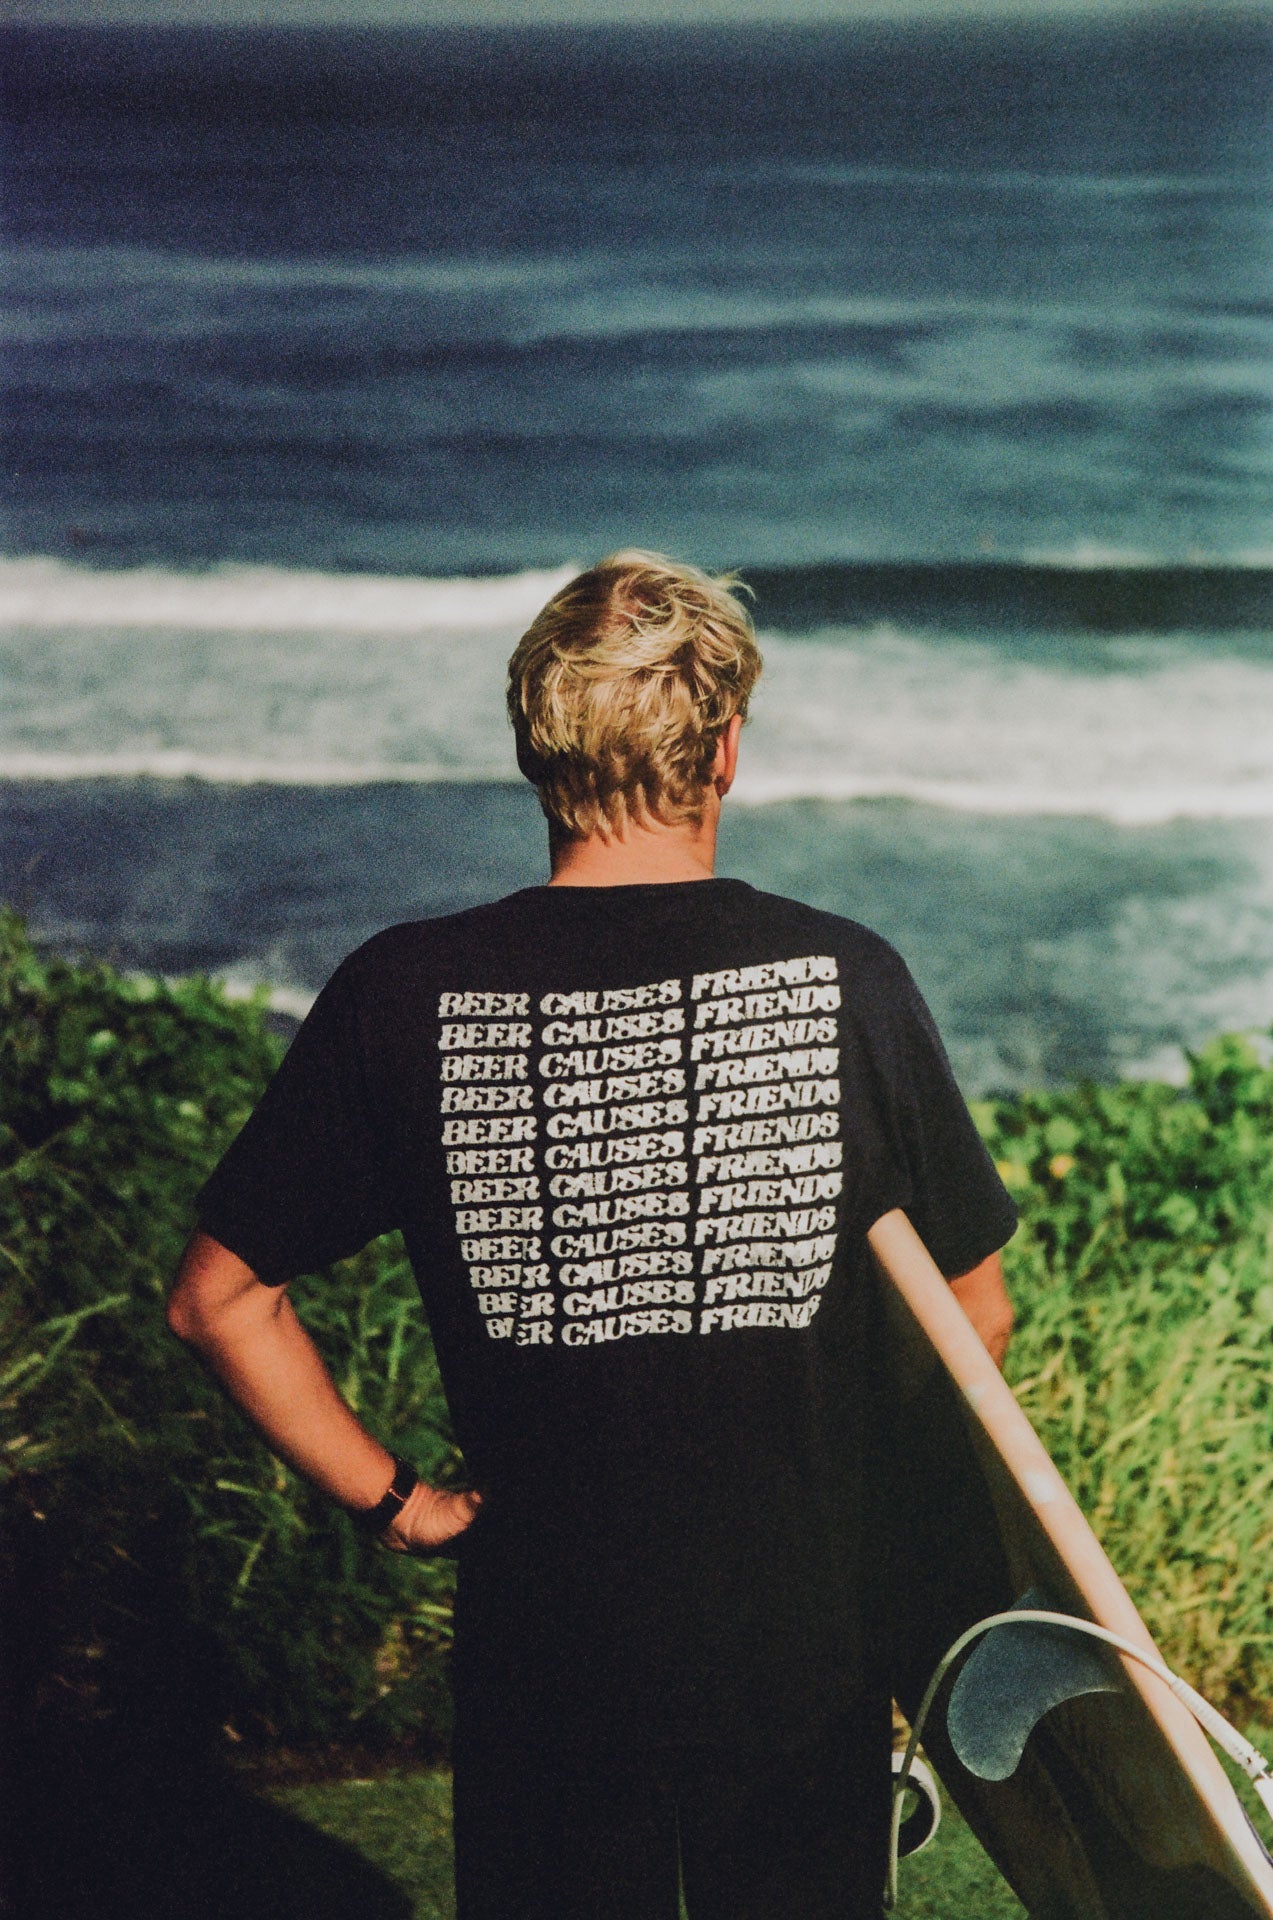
196, 958, 397, 1284
864, 954, 1017, 1278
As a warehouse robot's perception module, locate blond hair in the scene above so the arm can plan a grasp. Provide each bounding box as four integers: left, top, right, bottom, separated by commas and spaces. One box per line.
506, 550, 762, 838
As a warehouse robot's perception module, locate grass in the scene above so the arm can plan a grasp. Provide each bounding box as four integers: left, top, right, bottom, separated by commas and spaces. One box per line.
980, 1040, 1273, 1723
258, 1765, 1027, 1919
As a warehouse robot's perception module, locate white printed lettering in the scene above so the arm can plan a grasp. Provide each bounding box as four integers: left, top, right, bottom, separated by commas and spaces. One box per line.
696, 1081, 840, 1120
694, 1208, 837, 1245
563, 1279, 697, 1316
691, 956, 837, 1000
692, 985, 841, 1028
546, 1099, 688, 1139
442, 1116, 537, 1144
477, 1290, 519, 1315
455, 1205, 544, 1235
690, 1017, 836, 1058
692, 1113, 838, 1153
540, 979, 680, 1017
516, 1319, 553, 1346
694, 1048, 839, 1092
700, 1299, 820, 1333
561, 1308, 693, 1346
560, 1250, 695, 1286
698, 1172, 842, 1214
446, 1147, 537, 1175
701, 1265, 832, 1304
699, 1235, 837, 1274
450, 1176, 540, 1204
439, 992, 529, 1018
460, 1235, 543, 1263
552, 1191, 690, 1230
544, 1130, 684, 1171
697, 1142, 841, 1183
540, 1038, 683, 1080
441, 1085, 535, 1113
441, 1052, 529, 1083
540, 1007, 684, 1047
549, 1160, 687, 1200
550, 1222, 688, 1259
439, 1022, 533, 1051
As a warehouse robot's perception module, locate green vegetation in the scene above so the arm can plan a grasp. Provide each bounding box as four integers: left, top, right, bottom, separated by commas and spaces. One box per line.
975, 1042, 1273, 1721
0, 908, 459, 1754
2, 907, 1270, 1780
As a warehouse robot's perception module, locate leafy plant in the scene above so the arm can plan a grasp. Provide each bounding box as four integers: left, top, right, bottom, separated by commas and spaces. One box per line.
975, 1035, 1273, 1720
0, 909, 460, 1754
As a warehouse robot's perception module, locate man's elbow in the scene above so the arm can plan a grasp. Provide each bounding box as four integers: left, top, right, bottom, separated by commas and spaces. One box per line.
165, 1279, 204, 1347
167, 1263, 215, 1349
167, 1231, 267, 1350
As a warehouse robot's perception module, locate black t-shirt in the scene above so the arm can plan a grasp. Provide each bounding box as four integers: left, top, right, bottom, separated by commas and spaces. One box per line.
197, 879, 1016, 1752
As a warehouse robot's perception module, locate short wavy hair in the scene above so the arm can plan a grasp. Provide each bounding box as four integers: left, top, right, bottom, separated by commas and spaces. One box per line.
506, 550, 762, 838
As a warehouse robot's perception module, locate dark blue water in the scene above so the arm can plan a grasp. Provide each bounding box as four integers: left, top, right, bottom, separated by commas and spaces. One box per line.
2, 20, 1271, 1090
5, 19, 1271, 571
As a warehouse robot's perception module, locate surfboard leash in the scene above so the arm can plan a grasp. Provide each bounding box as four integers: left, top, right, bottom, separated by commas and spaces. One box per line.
885, 1608, 1273, 1912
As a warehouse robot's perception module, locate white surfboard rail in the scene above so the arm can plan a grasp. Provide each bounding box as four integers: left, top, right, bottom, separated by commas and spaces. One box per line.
868, 1207, 1273, 1916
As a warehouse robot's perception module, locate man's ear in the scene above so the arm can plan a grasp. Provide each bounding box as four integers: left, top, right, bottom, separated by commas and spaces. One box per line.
713, 712, 743, 797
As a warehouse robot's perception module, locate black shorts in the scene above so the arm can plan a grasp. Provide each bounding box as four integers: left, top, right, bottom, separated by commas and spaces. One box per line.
451, 1690, 892, 1920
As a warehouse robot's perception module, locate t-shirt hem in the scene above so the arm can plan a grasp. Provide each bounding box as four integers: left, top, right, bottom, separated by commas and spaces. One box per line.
194, 1205, 297, 1286
927, 1201, 1019, 1280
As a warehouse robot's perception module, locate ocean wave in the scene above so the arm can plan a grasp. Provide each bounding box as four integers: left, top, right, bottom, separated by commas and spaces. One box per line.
5, 558, 1272, 827
3, 553, 1270, 637
729, 770, 1273, 827
0, 751, 512, 786
4, 752, 1272, 828
7, 242, 1265, 357
214, 970, 318, 1022
0, 556, 579, 633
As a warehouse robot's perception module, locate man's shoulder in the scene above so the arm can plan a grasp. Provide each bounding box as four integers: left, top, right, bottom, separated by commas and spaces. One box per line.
330, 893, 544, 990
723, 883, 912, 984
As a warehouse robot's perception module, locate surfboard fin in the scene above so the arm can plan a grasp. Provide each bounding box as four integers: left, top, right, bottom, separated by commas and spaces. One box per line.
947, 1587, 1123, 1782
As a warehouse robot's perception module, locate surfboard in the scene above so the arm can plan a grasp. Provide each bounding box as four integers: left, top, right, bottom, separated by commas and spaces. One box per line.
867, 1207, 1273, 1920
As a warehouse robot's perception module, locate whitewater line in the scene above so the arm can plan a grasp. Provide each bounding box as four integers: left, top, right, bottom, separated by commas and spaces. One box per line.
4, 751, 1273, 827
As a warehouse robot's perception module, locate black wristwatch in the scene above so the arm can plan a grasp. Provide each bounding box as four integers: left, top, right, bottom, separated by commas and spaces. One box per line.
352, 1455, 419, 1536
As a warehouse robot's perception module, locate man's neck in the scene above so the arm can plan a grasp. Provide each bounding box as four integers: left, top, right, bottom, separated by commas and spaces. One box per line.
547, 807, 720, 888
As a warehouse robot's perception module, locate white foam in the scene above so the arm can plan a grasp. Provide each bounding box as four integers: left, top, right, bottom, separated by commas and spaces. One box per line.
216, 972, 318, 1022
0, 751, 509, 786
735, 624, 1273, 825
0, 556, 578, 633
1020, 540, 1273, 570
729, 770, 1273, 826
4, 562, 1272, 826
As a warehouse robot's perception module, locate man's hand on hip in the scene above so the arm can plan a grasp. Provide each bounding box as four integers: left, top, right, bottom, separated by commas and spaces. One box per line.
382, 1483, 483, 1556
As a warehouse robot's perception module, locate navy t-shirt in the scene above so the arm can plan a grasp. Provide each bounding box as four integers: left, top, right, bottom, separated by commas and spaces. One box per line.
197, 879, 1016, 1752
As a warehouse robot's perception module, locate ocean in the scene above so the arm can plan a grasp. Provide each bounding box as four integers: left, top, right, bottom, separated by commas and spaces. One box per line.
2, 18, 1271, 1091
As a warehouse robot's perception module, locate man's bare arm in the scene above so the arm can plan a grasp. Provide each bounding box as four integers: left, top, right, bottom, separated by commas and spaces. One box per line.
167, 1231, 478, 1552
948, 1249, 1013, 1367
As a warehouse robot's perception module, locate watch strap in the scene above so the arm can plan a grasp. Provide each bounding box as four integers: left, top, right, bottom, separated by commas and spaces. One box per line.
352, 1454, 419, 1535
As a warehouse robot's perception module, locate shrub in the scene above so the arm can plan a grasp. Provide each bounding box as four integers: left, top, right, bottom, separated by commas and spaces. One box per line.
0, 909, 460, 1754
